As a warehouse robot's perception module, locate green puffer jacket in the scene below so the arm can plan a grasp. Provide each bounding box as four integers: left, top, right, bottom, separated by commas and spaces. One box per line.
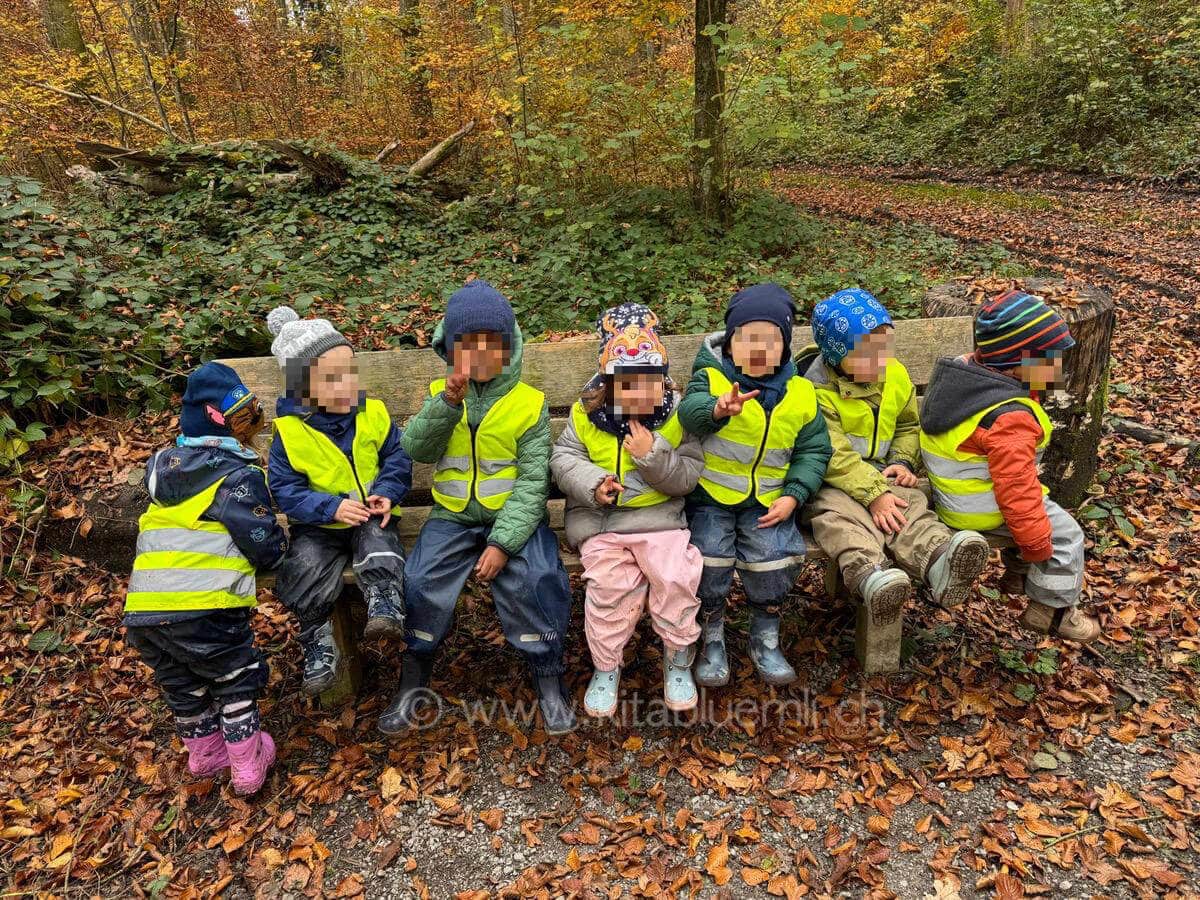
401, 321, 551, 556
794, 343, 921, 508
677, 332, 832, 510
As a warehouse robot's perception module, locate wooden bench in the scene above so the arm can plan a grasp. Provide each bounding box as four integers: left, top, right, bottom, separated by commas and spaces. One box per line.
221, 315, 978, 705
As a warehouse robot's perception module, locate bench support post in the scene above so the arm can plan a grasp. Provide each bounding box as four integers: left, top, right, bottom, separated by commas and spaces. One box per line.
827, 559, 902, 675
318, 594, 364, 709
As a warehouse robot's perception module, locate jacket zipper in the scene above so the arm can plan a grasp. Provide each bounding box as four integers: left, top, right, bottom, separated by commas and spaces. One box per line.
868, 402, 880, 460
610, 433, 622, 509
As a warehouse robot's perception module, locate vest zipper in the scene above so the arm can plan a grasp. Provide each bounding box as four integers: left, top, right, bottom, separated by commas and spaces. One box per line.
468, 421, 479, 503
750, 410, 771, 494
614, 433, 623, 507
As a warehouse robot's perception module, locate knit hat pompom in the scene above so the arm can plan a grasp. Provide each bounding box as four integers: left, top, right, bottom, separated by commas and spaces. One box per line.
265, 306, 350, 369
267, 305, 300, 337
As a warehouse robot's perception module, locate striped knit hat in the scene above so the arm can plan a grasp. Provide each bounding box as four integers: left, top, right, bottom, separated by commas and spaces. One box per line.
974, 289, 1075, 370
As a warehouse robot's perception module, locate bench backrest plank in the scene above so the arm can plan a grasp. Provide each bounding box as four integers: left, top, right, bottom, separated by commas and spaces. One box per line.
221, 316, 973, 498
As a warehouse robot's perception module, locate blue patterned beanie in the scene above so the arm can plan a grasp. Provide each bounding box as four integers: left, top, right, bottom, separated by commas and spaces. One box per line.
811, 288, 894, 366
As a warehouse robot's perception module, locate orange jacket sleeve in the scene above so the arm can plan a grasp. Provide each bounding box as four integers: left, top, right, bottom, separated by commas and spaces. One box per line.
960, 410, 1053, 562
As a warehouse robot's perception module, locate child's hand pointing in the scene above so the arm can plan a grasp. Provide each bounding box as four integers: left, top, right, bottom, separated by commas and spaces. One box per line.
443, 372, 468, 407
594, 475, 624, 506
713, 382, 761, 420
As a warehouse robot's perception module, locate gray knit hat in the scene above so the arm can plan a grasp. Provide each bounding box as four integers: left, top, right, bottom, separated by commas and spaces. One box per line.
266, 306, 351, 368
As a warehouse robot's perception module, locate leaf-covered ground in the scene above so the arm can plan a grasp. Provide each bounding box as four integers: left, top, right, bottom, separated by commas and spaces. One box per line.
3, 170, 1199, 898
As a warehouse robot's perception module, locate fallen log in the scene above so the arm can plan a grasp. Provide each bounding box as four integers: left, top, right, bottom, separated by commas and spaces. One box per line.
403, 120, 475, 177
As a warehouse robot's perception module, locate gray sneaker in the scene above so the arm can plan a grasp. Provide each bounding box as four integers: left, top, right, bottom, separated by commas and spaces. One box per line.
694, 612, 730, 688
747, 609, 797, 685
925, 531, 990, 608
301, 620, 341, 695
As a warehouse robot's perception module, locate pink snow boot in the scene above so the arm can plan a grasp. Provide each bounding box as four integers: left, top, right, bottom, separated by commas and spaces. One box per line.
182, 731, 230, 778
225, 730, 276, 796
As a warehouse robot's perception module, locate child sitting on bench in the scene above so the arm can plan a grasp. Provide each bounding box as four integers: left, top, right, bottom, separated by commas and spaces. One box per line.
796, 288, 989, 634
266, 307, 413, 698
551, 303, 705, 717
380, 280, 576, 736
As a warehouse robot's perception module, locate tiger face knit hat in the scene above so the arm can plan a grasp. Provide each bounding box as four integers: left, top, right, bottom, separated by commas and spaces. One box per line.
974, 289, 1075, 370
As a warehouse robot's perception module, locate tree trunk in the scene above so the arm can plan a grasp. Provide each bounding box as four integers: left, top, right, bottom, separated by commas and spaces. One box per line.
43, 0, 86, 52
692, 0, 730, 226
398, 0, 434, 139
923, 278, 1116, 510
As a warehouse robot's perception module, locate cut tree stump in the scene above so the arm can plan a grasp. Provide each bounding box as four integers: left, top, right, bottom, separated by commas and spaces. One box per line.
924, 278, 1116, 509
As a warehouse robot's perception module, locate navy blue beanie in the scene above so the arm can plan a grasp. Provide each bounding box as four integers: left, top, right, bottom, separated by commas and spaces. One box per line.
723, 282, 796, 361
442, 280, 516, 353
180, 362, 256, 438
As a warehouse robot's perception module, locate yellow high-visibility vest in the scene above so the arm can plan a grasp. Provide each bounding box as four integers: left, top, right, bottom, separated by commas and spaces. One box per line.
430, 379, 543, 512
125, 475, 257, 613
920, 397, 1052, 530
570, 403, 685, 508
273, 398, 393, 529
814, 359, 913, 463
698, 368, 818, 505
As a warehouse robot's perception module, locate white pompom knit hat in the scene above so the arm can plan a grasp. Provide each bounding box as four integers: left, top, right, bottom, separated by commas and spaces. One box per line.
266, 306, 351, 369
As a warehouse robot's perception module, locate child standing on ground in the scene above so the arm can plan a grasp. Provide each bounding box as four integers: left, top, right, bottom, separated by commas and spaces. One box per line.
678, 283, 833, 686
266, 308, 412, 697
551, 304, 705, 716
796, 289, 990, 639
380, 280, 576, 735
124, 362, 288, 795
920, 289, 1101, 641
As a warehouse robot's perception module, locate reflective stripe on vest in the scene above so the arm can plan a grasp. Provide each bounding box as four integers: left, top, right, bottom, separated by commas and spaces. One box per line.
814, 359, 912, 464
570, 402, 685, 508
430, 379, 544, 512
125, 475, 258, 613
273, 398, 393, 529
698, 368, 818, 505
919, 396, 1053, 530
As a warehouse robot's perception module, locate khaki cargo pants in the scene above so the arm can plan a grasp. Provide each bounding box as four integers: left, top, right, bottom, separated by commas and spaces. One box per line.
801, 484, 954, 594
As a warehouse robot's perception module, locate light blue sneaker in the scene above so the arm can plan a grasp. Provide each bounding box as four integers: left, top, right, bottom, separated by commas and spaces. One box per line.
584, 668, 620, 718
663, 646, 698, 711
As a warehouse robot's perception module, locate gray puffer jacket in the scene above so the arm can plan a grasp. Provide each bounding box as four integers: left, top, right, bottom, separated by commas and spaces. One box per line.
551, 398, 704, 549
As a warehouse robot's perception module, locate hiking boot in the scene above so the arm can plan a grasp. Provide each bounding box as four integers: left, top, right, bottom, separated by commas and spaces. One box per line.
363, 583, 406, 639
226, 730, 276, 796
747, 609, 797, 686
534, 674, 576, 735
182, 731, 229, 778
301, 620, 340, 696
694, 612, 730, 688
583, 668, 620, 718
663, 645, 698, 711
1019, 601, 1101, 643
925, 530, 990, 608
378, 653, 435, 734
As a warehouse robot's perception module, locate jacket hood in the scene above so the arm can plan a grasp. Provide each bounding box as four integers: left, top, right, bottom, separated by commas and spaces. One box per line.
432, 317, 527, 401
920, 356, 1028, 435
144, 445, 248, 506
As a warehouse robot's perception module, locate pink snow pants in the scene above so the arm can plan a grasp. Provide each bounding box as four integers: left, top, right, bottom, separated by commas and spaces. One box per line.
578, 528, 703, 671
